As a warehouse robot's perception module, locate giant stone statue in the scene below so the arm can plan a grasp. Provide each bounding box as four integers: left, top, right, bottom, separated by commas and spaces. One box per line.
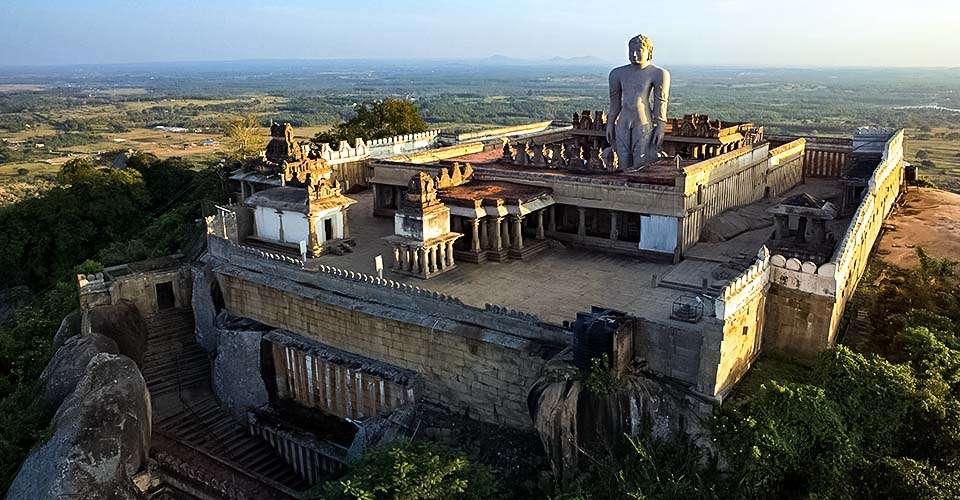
606, 34, 671, 169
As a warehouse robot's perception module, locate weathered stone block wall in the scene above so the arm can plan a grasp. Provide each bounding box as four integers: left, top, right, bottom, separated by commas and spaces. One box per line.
763, 130, 904, 358
711, 286, 765, 396
708, 247, 770, 395
216, 271, 548, 430
679, 144, 773, 253
108, 268, 192, 317
767, 139, 805, 197
633, 320, 705, 390
763, 284, 835, 358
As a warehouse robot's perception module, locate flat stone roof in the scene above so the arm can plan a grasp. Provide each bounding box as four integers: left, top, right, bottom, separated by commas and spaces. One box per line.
306, 179, 845, 327
440, 181, 551, 205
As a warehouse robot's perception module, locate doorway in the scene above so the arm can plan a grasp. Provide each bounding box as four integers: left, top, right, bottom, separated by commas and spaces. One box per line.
156, 282, 176, 310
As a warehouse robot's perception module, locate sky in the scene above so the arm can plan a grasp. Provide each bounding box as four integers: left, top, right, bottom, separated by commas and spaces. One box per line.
1, 0, 958, 68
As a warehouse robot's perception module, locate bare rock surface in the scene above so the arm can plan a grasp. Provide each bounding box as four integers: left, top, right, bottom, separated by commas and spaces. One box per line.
39, 332, 119, 413
52, 309, 81, 349
213, 316, 270, 420
7, 353, 151, 500
191, 262, 220, 353
877, 188, 960, 269
84, 300, 148, 366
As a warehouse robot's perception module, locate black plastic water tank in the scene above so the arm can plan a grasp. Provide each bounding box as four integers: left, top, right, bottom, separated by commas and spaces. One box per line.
572, 310, 621, 371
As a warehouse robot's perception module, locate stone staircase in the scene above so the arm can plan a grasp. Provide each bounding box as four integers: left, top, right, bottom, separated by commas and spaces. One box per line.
155, 394, 310, 492
143, 309, 210, 398
142, 308, 311, 495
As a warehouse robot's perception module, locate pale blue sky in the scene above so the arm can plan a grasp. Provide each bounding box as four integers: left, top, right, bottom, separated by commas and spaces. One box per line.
1, 0, 958, 67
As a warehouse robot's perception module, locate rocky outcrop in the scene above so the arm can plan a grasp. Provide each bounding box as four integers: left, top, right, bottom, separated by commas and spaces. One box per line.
213, 316, 270, 420
7, 353, 151, 500
528, 350, 713, 479
52, 309, 81, 349
191, 263, 220, 353
83, 300, 148, 366
39, 332, 119, 413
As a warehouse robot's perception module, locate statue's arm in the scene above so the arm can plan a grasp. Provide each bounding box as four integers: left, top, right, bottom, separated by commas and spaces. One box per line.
653, 68, 670, 124
606, 70, 621, 144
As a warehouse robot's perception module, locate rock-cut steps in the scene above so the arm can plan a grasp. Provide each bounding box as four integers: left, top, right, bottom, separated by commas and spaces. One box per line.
143, 309, 210, 398
142, 308, 310, 495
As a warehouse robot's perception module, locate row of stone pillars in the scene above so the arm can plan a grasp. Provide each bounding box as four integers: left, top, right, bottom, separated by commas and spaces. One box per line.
467, 210, 546, 253
391, 239, 457, 278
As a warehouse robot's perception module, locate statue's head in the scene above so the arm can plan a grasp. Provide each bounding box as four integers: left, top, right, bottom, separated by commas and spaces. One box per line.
628, 34, 653, 65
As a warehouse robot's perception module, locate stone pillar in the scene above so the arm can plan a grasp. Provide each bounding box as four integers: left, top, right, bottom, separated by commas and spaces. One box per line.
536, 210, 545, 240
430, 246, 438, 273
307, 212, 322, 256
402, 246, 411, 271
501, 216, 511, 249
341, 208, 350, 240
411, 247, 420, 273
480, 218, 489, 250
392, 245, 401, 269
609, 211, 620, 241
419, 248, 429, 275
491, 217, 503, 251
512, 215, 524, 250
471, 219, 481, 252
577, 207, 586, 238
796, 217, 808, 243
774, 215, 790, 240
548, 206, 557, 233
811, 219, 827, 245
372, 184, 382, 210
445, 240, 455, 267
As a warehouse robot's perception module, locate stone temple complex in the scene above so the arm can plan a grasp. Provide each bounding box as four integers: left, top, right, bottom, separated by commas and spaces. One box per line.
13, 39, 909, 499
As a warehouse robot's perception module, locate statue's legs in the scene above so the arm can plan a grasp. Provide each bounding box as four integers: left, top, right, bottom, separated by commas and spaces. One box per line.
614, 119, 634, 168
632, 123, 655, 168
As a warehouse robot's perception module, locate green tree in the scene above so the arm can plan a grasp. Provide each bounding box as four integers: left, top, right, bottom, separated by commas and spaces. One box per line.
715, 381, 857, 498
322, 441, 498, 500
223, 114, 264, 162
55, 158, 98, 185
313, 99, 427, 145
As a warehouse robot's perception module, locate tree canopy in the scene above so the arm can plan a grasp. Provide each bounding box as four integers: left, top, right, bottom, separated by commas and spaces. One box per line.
313, 99, 427, 145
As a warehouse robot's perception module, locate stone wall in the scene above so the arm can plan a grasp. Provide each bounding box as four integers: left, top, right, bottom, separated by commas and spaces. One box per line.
679, 144, 773, 254
711, 247, 769, 395
211, 258, 561, 430
767, 139, 806, 197
79, 265, 192, 318
763, 130, 905, 358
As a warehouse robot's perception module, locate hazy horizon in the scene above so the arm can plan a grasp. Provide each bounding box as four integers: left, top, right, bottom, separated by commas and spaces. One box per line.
2, 0, 959, 68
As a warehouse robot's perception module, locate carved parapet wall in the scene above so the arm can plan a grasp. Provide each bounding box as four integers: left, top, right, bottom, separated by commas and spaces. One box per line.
317, 139, 370, 165
831, 129, 904, 304
767, 138, 806, 198
764, 129, 904, 358
314, 130, 442, 165
714, 247, 771, 321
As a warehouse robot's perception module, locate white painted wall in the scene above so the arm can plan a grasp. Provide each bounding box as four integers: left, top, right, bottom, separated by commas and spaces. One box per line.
280, 211, 309, 245
639, 215, 678, 253
254, 206, 281, 241
313, 206, 343, 241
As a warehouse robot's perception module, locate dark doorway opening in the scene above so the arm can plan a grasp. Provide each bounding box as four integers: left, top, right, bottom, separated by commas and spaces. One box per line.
156, 282, 175, 310
324, 218, 334, 241
210, 280, 225, 314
